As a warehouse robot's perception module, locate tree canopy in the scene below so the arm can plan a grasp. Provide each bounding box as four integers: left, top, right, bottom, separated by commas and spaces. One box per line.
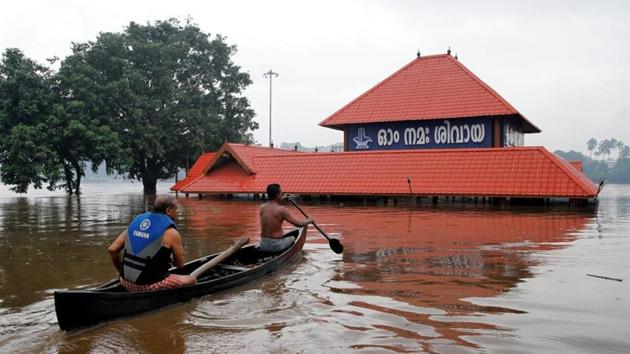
556, 137, 630, 184
0, 49, 123, 194
1, 18, 258, 195
59, 18, 257, 193
0, 49, 57, 193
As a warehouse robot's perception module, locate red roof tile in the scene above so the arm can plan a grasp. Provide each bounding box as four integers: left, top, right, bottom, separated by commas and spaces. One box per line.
319, 54, 540, 133
227, 143, 300, 173
170, 152, 215, 191
171, 144, 301, 191
178, 145, 597, 198
568, 160, 583, 171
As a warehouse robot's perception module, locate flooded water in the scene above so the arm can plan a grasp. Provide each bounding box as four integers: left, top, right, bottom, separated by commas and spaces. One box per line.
0, 182, 628, 353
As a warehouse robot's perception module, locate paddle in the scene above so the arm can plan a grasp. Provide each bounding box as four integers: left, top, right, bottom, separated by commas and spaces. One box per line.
189, 237, 249, 279
287, 198, 343, 254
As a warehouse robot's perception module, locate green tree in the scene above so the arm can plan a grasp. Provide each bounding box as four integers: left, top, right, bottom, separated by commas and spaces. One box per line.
597, 139, 613, 161
614, 140, 625, 156
0, 49, 60, 193
554, 150, 609, 183
0, 48, 123, 194
619, 145, 630, 160
587, 138, 597, 159
59, 19, 257, 194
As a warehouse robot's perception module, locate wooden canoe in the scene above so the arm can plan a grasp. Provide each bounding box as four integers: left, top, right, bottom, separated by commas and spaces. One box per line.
54, 226, 307, 330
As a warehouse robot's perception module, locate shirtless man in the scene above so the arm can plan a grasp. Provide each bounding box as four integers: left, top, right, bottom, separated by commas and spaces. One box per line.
259, 183, 313, 252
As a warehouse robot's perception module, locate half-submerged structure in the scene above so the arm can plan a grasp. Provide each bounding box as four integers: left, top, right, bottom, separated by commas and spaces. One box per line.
172, 53, 598, 204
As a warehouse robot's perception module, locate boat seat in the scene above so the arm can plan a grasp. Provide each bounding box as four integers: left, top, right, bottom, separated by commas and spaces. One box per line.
219, 264, 249, 272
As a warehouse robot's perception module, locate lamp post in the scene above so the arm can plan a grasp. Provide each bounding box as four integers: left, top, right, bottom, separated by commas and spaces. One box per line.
263, 69, 279, 147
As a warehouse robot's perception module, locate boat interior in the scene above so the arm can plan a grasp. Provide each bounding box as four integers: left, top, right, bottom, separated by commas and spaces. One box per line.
95, 228, 301, 293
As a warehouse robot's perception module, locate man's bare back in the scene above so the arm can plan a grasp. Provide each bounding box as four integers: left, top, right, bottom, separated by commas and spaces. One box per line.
260, 184, 313, 239
260, 200, 312, 238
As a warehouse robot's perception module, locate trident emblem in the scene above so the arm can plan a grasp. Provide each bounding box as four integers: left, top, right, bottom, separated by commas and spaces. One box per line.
353, 127, 372, 149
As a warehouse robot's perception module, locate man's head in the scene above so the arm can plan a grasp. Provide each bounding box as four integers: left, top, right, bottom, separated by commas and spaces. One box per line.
153, 194, 179, 219
266, 183, 281, 201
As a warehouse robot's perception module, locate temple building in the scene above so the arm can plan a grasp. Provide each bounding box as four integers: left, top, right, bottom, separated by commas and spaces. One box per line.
172, 52, 599, 204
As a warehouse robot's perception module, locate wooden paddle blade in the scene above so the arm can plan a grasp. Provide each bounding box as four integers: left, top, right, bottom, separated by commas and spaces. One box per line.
329, 238, 343, 254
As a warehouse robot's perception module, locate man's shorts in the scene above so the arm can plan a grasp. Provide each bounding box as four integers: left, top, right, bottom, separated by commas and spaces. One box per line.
259, 236, 295, 252
120, 274, 190, 292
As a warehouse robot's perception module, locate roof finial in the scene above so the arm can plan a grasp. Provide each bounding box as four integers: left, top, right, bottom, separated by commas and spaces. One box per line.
447, 46, 451, 55
454, 52, 458, 60
416, 49, 421, 58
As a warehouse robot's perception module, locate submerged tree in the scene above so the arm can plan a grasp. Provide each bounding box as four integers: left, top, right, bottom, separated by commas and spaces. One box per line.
0, 49, 64, 193
0, 48, 123, 194
59, 19, 257, 194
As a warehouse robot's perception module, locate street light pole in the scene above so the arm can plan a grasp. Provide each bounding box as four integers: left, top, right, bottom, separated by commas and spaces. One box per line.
263, 69, 279, 147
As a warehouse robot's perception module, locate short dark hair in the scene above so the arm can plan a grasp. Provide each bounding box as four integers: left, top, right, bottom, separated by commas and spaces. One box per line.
266, 183, 281, 200
153, 195, 178, 213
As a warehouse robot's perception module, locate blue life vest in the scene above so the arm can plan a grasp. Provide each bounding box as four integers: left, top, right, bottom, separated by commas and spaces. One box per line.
122, 212, 177, 284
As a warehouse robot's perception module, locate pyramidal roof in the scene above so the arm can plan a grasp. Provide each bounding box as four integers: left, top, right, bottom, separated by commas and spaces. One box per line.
320, 54, 540, 133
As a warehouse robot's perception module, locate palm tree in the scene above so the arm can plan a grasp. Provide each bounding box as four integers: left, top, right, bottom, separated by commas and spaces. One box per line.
598, 139, 612, 161
615, 140, 625, 155
619, 146, 630, 160
587, 138, 598, 159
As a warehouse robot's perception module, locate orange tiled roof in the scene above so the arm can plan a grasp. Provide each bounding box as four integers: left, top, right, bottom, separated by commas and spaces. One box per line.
226, 143, 300, 173
319, 54, 540, 133
175, 144, 597, 198
170, 152, 215, 191
568, 160, 583, 171
171, 144, 301, 191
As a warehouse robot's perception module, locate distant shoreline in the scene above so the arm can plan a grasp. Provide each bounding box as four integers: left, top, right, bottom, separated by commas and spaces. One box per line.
0, 180, 175, 198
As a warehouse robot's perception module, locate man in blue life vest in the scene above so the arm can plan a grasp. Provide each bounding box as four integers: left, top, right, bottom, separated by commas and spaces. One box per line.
259, 183, 314, 252
108, 195, 197, 292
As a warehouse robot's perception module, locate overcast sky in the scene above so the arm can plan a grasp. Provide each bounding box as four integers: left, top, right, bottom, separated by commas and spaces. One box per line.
1, 0, 629, 153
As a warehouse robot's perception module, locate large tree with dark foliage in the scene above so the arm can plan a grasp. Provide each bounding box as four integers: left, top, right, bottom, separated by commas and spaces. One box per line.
0, 49, 122, 194
60, 19, 257, 194
0, 49, 58, 193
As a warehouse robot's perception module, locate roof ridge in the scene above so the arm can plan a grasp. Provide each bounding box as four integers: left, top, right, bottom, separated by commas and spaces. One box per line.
446, 56, 541, 132
175, 172, 207, 191
319, 56, 439, 127
170, 152, 216, 190
537, 147, 597, 195
445, 56, 518, 114
203, 143, 255, 175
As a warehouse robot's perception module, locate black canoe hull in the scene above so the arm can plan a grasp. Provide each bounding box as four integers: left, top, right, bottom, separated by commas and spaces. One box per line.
54, 227, 307, 330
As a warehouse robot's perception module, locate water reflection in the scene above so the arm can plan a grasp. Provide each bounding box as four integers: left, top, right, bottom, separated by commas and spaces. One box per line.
0, 194, 142, 308
326, 209, 592, 350
2, 183, 626, 353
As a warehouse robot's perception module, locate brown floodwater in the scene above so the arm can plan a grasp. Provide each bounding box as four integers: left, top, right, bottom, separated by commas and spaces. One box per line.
0, 183, 628, 353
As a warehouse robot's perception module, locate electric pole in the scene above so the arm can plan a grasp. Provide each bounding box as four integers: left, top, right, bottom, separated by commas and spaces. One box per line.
263, 69, 279, 147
